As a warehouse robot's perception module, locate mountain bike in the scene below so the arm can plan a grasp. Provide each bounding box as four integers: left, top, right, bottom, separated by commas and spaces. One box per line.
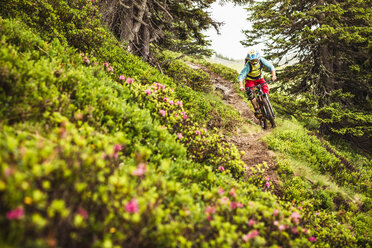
249, 81, 276, 129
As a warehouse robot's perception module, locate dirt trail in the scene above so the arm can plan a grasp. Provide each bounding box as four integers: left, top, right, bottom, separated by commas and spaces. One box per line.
187, 62, 281, 194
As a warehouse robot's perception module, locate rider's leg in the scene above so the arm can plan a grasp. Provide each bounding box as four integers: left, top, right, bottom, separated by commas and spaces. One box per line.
261, 81, 269, 95
245, 86, 261, 119
251, 98, 262, 119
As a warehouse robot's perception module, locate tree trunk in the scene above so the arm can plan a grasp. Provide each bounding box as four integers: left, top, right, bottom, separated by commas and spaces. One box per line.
140, 9, 150, 61
319, 44, 334, 94
119, 3, 133, 42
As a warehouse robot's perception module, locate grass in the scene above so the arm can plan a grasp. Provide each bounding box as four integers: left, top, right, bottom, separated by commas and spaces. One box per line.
265, 120, 367, 209
206, 57, 244, 72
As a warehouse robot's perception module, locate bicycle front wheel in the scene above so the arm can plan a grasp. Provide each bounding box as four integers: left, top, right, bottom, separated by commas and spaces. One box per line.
262, 95, 276, 128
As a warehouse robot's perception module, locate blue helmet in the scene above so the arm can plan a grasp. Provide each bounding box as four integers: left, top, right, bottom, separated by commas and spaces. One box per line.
246, 49, 260, 64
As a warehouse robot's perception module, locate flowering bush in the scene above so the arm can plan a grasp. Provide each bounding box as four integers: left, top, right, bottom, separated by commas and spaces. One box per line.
0, 4, 370, 247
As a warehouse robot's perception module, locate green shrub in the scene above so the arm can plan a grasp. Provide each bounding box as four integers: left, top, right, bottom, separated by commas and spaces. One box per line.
0, 4, 369, 247
0, 0, 107, 52
264, 120, 371, 193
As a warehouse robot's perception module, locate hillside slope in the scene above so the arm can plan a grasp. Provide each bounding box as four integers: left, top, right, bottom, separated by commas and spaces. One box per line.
0, 1, 371, 247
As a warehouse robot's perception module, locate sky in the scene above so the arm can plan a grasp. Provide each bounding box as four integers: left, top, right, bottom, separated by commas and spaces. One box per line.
204, 2, 265, 60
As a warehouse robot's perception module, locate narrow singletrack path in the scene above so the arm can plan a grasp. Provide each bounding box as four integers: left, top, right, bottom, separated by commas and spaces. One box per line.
187, 61, 281, 194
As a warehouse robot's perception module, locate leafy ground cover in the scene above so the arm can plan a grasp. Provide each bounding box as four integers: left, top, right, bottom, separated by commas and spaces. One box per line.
0, 0, 371, 247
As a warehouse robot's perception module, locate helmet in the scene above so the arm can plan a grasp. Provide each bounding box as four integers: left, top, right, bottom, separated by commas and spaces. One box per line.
246, 49, 260, 64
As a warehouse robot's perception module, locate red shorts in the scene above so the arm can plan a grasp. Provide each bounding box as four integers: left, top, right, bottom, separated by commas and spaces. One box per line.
245, 78, 269, 94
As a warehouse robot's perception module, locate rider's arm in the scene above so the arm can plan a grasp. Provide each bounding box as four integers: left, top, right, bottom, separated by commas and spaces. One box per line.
238, 63, 251, 90
260, 57, 277, 81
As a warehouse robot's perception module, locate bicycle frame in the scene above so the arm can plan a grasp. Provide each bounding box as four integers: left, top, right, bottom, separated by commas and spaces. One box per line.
250, 82, 276, 129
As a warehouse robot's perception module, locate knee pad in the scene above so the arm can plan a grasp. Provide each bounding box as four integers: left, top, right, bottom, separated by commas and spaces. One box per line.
245, 88, 255, 100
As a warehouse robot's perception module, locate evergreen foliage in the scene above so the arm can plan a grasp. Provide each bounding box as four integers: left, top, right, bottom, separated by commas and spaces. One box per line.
243, 0, 372, 151
98, 0, 222, 60
0, 0, 371, 247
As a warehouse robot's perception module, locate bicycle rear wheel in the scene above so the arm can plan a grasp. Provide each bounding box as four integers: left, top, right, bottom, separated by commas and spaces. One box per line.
262, 95, 276, 128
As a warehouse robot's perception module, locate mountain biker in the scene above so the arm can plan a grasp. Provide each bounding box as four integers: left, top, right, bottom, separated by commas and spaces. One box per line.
238, 49, 277, 119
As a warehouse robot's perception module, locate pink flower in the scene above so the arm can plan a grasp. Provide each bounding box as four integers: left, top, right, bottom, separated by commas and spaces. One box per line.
203, 128, 207, 133
154, 83, 165, 90
125, 198, 139, 213
113, 145, 122, 159
230, 202, 238, 210
181, 111, 186, 115
132, 163, 146, 177
218, 166, 225, 171
4, 167, 12, 177
102, 153, 108, 160
291, 211, 301, 219
278, 225, 286, 231
6, 206, 24, 220
114, 144, 122, 153
266, 176, 270, 181
159, 110, 166, 117
126, 78, 134, 84
205, 206, 216, 214
177, 133, 183, 139
195, 130, 201, 135
291, 212, 301, 224
171, 88, 174, 92
77, 206, 88, 220
273, 209, 279, 216
207, 215, 213, 221
103, 62, 109, 67
176, 101, 183, 107
248, 219, 257, 227
309, 236, 316, 242
237, 203, 244, 208
144, 89, 152, 95
119, 75, 125, 80
265, 182, 271, 188
273, 220, 279, 226
243, 230, 259, 242
218, 188, 225, 195
292, 227, 299, 234
163, 97, 169, 101
168, 100, 174, 105
183, 115, 188, 120
229, 188, 237, 197
108, 66, 113, 72
220, 197, 229, 205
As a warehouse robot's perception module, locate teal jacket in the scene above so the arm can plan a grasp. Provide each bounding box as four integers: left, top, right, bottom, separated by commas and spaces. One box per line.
238, 57, 275, 82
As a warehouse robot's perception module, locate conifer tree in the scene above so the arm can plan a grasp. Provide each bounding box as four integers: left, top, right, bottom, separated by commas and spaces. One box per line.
243, 0, 371, 106
98, 0, 223, 61
242, 0, 371, 150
